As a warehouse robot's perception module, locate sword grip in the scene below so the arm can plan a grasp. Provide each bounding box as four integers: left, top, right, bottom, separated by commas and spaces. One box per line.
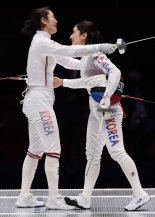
97, 107, 113, 112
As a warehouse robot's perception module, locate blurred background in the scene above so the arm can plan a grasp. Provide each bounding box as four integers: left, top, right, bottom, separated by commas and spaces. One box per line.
0, 0, 155, 190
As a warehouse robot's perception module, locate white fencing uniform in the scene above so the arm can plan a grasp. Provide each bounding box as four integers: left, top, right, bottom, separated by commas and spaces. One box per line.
18, 31, 117, 203
63, 54, 148, 205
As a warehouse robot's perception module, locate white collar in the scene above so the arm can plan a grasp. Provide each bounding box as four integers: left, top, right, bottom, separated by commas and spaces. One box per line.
36, 31, 51, 39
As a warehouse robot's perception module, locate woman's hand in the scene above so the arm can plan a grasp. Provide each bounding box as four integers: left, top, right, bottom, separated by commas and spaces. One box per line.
53, 77, 63, 88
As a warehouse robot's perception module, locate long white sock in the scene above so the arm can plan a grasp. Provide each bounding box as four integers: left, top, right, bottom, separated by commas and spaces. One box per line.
119, 155, 145, 195
20, 155, 39, 195
45, 156, 59, 198
82, 161, 100, 197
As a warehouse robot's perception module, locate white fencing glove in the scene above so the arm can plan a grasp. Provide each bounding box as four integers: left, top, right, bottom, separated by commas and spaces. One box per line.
99, 95, 112, 120
98, 43, 117, 54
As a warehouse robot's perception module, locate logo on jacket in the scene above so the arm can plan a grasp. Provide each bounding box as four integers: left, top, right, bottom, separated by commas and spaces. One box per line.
96, 55, 111, 73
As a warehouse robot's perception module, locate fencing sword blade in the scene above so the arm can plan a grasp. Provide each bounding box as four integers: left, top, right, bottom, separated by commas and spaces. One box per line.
97, 116, 104, 139
126, 36, 155, 45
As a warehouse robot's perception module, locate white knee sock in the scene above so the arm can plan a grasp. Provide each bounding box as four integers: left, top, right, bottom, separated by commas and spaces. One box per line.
45, 156, 59, 198
20, 155, 39, 195
119, 155, 145, 195
82, 161, 100, 197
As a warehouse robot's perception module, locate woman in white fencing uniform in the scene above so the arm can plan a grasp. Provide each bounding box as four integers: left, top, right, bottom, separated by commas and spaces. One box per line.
53, 20, 150, 211
15, 7, 116, 210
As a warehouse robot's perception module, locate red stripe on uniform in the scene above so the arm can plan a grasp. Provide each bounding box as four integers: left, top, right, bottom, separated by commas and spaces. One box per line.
27, 151, 42, 159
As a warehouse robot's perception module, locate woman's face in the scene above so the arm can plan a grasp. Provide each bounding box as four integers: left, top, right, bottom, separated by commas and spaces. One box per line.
70, 26, 87, 45
41, 10, 58, 34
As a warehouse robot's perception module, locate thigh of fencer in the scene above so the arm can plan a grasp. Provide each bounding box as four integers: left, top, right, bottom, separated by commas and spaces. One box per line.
101, 103, 125, 155
87, 98, 124, 156
86, 98, 106, 157
22, 89, 61, 156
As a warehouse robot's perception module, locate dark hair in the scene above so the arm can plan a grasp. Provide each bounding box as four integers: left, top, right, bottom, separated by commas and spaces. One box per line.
76, 20, 102, 44
22, 6, 50, 38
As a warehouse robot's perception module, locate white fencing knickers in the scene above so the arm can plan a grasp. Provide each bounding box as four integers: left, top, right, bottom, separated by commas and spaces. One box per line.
22, 86, 61, 159
86, 97, 127, 164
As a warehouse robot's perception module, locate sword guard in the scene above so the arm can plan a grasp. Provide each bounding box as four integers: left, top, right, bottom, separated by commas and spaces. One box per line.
116, 38, 126, 54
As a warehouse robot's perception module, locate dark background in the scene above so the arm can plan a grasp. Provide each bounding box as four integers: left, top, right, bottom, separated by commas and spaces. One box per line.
0, 0, 155, 190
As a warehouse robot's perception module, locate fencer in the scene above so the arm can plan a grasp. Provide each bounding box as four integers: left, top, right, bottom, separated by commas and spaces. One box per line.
53, 20, 150, 211
15, 7, 117, 210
